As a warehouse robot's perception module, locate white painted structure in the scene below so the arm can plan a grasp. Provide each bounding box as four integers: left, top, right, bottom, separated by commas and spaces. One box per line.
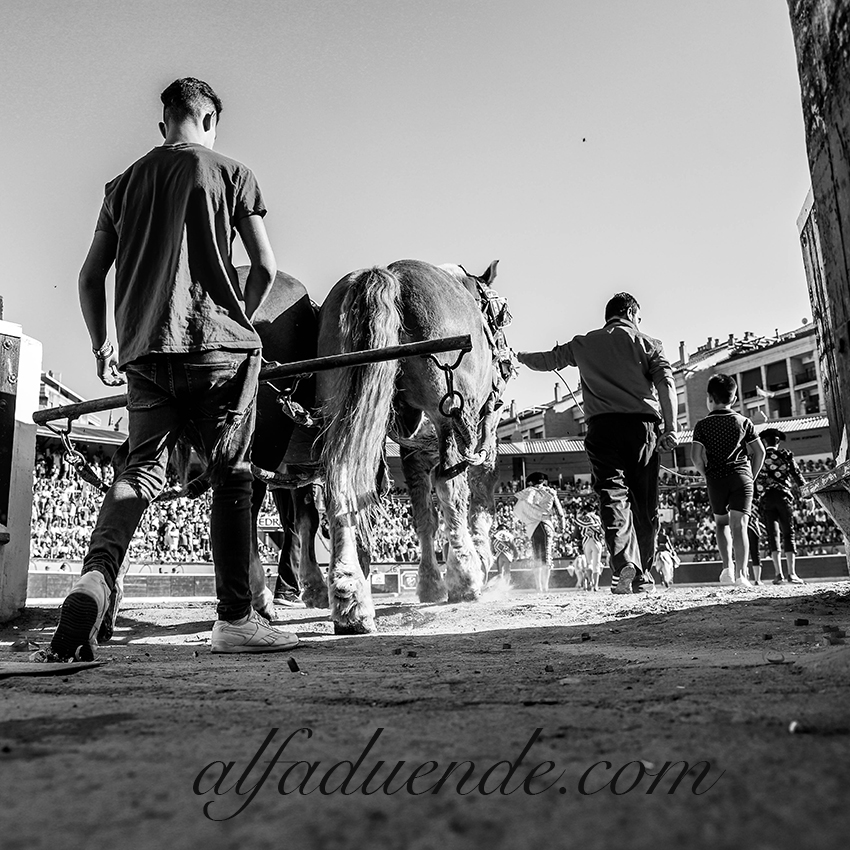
0, 321, 42, 621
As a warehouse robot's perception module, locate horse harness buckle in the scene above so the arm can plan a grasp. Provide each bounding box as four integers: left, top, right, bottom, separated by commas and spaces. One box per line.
425, 349, 468, 419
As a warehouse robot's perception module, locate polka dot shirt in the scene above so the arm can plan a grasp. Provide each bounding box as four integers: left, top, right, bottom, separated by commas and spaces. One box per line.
692, 409, 758, 479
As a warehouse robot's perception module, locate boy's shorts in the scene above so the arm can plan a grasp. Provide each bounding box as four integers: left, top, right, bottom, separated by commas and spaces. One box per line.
706, 471, 754, 516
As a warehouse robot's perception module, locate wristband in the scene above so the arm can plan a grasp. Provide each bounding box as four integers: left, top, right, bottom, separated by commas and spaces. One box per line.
93, 340, 114, 360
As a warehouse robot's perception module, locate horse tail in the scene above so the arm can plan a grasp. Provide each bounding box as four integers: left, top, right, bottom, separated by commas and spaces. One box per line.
322, 267, 403, 515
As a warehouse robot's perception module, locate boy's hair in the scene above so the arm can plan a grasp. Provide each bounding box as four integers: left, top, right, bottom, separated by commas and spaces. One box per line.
759, 427, 785, 446
706, 373, 737, 404
526, 472, 549, 486
604, 292, 639, 321
160, 77, 222, 122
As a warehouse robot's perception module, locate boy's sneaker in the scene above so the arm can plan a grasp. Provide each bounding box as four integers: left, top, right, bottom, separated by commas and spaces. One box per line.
50, 571, 111, 661
611, 565, 636, 595
735, 575, 754, 588
211, 610, 299, 653
273, 589, 306, 609
772, 576, 784, 585
718, 568, 735, 585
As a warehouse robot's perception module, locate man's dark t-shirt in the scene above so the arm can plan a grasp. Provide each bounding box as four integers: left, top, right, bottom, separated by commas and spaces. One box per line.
96, 143, 265, 367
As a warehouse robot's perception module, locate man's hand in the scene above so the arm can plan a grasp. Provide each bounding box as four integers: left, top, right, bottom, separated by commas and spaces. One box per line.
659, 429, 679, 452
96, 349, 125, 387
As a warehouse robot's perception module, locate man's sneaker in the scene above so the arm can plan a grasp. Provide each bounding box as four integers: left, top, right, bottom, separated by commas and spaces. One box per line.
719, 568, 735, 585
735, 575, 754, 588
611, 564, 636, 595
211, 610, 299, 654
51, 571, 111, 661
634, 580, 656, 594
273, 589, 306, 609
772, 575, 784, 585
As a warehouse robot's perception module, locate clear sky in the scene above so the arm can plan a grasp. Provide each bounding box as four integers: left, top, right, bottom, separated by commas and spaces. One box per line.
1, 0, 813, 412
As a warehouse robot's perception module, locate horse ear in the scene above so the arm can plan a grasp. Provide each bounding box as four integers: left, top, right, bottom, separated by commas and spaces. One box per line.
481, 259, 499, 284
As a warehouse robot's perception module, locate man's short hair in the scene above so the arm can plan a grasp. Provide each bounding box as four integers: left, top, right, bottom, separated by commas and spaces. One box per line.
605, 292, 640, 321
759, 427, 786, 446
526, 472, 549, 486
160, 77, 222, 122
706, 373, 737, 404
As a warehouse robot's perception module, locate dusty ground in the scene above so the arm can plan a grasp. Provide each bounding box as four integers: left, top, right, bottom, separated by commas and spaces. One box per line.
1, 580, 850, 850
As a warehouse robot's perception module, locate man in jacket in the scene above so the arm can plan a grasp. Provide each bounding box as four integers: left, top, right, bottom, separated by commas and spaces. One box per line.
516, 293, 678, 593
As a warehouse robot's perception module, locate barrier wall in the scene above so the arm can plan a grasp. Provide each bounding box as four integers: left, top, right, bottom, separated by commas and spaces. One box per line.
0, 322, 42, 621
25, 554, 849, 599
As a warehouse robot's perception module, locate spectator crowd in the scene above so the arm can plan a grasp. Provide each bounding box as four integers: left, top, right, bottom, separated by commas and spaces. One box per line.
29, 444, 844, 567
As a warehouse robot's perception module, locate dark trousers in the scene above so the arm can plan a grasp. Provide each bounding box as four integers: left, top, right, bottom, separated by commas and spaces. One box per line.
584, 414, 660, 582
82, 350, 257, 621
272, 488, 300, 595
760, 490, 796, 553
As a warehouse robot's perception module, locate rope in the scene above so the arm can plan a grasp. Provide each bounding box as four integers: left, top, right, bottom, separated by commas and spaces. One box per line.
554, 368, 584, 415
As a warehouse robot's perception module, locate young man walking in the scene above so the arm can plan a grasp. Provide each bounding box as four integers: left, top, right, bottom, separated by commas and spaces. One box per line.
41, 78, 297, 660
516, 293, 678, 594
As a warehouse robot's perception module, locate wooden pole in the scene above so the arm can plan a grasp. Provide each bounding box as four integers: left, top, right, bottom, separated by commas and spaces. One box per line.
788, 0, 850, 454
32, 334, 473, 425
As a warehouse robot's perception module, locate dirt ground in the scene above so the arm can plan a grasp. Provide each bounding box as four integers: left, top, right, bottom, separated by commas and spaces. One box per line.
1, 580, 849, 850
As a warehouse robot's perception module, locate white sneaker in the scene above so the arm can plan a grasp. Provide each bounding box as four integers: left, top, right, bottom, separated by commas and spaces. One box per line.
211, 610, 299, 653
735, 576, 753, 588
50, 571, 111, 661
719, 569, 734, 585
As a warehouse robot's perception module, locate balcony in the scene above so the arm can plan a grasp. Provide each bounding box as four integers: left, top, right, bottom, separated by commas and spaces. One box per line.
794, 368, 817, 385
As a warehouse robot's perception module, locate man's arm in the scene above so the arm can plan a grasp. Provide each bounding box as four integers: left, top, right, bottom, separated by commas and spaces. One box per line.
236, 214, 277, 321
78, 231, 124, 386
649, 342, 678, 451
552, 490, 566, 529
656, 377, 678, 451
515, 341, 575, 372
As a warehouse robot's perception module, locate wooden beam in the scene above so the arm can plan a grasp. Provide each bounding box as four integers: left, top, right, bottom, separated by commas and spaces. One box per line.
32, 334, 473, 425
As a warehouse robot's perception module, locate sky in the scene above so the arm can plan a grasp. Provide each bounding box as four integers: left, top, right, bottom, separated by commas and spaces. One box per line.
0, 0, 814, 413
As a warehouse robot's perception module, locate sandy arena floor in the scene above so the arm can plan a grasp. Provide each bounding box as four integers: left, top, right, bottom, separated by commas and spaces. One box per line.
2, 580, 849, 850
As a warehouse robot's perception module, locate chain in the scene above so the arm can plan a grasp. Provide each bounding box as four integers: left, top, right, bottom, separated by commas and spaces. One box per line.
426, 349, 468, 418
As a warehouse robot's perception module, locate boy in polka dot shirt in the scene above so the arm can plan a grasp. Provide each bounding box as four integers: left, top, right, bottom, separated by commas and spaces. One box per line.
691, 374, 766, 587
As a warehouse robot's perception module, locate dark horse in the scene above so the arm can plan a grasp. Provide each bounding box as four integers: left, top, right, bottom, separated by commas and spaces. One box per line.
317, 259, 508, 634
237, 268, 326, 619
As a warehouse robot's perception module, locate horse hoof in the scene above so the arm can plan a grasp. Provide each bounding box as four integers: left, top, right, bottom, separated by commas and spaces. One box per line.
302, 587, 330, 609
333, 618, 376, 635
418, 583, 448, 604
447, 588, 480, 604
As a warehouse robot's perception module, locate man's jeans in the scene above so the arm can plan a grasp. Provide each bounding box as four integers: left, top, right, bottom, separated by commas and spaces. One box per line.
584, 414, 660, 583
82, 350, 258, 621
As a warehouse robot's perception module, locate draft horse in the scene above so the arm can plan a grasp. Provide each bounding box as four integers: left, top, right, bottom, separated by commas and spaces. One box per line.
317, 259, 508, 634
239, 268, 327, 619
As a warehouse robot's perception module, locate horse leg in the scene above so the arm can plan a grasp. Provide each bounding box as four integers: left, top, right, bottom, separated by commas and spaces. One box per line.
435, 471, 483, 603
328, 511, 376, 634
249, 479, 276, 621
400, 446, 446, 603
293, 483, 328, 608
468, 460, 498, 586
